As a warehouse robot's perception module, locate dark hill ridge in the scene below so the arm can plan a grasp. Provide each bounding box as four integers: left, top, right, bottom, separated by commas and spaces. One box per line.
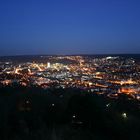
0, 54, 140, 63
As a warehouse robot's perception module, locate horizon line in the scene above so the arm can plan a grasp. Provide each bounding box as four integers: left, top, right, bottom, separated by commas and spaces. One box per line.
0, 53, 140, 58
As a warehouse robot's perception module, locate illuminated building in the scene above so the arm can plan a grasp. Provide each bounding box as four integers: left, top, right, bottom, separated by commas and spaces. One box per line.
47, 62, 51, 68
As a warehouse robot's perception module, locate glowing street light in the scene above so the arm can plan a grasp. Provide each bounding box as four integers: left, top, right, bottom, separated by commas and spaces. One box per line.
122, 112, 127, 119
72, 115, 76, 118
51, 104, 55, 107
106, 103, 110, 108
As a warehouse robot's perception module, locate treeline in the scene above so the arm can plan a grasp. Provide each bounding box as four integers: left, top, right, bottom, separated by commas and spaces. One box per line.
0, 85, 140, 140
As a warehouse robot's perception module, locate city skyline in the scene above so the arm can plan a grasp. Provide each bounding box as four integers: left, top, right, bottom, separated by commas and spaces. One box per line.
0, 0, 140, 56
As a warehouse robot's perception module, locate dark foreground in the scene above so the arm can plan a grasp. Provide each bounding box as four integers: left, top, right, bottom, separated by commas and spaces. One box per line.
0, 85, 140, 140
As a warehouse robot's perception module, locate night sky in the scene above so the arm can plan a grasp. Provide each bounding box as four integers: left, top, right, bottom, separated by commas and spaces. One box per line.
0, 0, 140, 56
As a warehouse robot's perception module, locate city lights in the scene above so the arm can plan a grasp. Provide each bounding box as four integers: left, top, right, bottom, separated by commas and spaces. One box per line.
0, 55, 139, 100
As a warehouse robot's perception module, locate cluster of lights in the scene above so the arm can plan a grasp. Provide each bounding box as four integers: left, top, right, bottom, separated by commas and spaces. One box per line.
0, 56, 140, 100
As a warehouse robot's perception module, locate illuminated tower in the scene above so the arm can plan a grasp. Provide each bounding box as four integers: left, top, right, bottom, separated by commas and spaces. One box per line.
47, 62, 51, 68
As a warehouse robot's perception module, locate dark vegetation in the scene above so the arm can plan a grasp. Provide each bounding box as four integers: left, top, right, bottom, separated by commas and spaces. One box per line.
0, 85, 140, 140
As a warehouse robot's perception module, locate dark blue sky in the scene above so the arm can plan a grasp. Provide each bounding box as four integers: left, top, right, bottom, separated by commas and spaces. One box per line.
0, 0, 140, 56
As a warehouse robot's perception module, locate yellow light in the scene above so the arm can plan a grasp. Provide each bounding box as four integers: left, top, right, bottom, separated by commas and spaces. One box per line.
89, 82, 92, 86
